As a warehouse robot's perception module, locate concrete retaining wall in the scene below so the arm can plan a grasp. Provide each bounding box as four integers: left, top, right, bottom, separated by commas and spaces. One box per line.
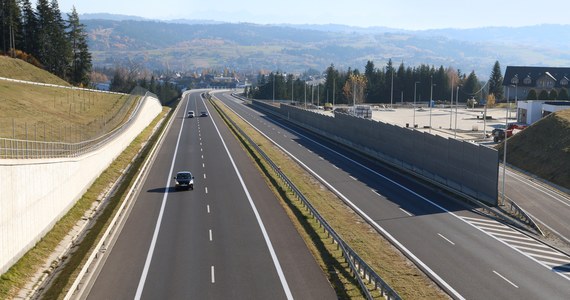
253, 100, 499, 205
0, 96, 162, 274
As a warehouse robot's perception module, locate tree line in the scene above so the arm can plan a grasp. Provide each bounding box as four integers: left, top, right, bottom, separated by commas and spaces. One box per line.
0, 0, 92, 86
248, 60, 509, 105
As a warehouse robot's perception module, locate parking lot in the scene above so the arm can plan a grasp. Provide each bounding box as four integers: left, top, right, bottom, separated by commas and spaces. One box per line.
317, 104, 518, 144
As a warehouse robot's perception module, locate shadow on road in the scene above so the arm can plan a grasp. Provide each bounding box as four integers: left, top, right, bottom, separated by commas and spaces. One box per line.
147, 187, 179, 193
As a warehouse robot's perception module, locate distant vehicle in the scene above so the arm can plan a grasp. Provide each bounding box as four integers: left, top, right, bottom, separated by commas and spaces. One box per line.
200, 111, 208, 117
173, 171, 194, 190
187, 111, 195, 118
492, 128, 513, 142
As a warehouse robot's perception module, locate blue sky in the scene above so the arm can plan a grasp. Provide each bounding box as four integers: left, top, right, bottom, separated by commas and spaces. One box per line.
57, 0, 570, 30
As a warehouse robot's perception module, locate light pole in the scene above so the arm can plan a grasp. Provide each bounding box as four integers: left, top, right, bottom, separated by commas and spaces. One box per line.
414, 81, 419, 127
429, 75, 434, 132
501, 76, 518, 206
333, 77, 336, 108
304, 82, 307, 108
291, 76, 294, 103
390, 69, 394, 108
454, 85, 460, 138
272, 75, 275, 104
450, 79, 454, 129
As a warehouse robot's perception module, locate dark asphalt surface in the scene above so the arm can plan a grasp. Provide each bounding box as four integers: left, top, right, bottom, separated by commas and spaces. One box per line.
502, 167, 570, 244
86, 90, 336, 299
215, 92, 570, 300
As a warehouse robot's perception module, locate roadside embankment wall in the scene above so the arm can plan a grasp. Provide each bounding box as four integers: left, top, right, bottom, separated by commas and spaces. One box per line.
0, 96, 162, 274
252, 100, 499, 206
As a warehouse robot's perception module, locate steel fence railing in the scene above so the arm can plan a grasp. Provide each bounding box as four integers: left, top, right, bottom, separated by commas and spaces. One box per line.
209, 93, 400, 300
0, 87, 156, 159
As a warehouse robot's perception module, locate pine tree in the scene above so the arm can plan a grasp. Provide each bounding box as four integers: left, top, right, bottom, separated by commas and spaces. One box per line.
48, 0, 71, 79
67, 6, 92, 86
1, 0, 22, 55
21, 0, 39, 58
463, 71, 481, 100
488, 61, 504, 101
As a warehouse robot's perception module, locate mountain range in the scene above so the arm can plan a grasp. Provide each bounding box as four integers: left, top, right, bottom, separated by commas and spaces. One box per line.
81, 14, 570, 79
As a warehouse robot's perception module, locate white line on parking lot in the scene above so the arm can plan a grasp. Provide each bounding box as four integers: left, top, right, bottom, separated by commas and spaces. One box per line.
438, 233, 455, 245
399, 208, 413, 217
493, 270, 518, 288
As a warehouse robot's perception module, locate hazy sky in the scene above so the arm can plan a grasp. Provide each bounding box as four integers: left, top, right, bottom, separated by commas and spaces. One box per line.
57, 0, 570, 30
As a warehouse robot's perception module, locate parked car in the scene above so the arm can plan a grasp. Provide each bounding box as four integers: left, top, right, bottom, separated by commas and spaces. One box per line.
200, 111, 208, 117
492, 128, 513, 142
187, 111, 195, 118
173, 171, 194, 190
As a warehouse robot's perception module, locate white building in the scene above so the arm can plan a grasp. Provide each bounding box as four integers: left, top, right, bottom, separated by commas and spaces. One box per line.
517, 100, 570, 124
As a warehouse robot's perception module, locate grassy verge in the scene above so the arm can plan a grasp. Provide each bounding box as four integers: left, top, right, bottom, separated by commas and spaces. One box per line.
0, 79, 133, 141
0, 106, 170, 299
210, 98, 448, 299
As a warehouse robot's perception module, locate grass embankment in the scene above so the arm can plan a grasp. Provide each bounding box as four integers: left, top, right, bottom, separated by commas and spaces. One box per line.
0, 55, 69, 85
0, 106, 170, 299
211, 98, 448, 299
497, 109, 570, 189
0, 56, 131, 141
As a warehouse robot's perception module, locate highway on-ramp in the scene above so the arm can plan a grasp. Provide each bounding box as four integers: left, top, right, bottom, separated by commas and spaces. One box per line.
215, 91, 570, 300
83, 90, 336, 299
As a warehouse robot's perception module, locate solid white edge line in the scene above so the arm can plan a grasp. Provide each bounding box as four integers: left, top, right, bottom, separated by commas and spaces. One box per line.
134, 92, 190, 299
204, 94, 294, 300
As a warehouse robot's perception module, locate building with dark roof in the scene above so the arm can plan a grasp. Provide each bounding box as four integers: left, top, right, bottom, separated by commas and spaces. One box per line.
503, 66, 570, 101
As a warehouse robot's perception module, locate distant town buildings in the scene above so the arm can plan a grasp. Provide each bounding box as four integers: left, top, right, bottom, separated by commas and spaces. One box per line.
503, 66, 570, 101
504, 66, 570, 125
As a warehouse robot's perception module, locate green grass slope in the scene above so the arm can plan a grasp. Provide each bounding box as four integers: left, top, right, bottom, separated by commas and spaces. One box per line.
0, 56, 132, 142
498, 109, 570, 189
0, 55, 69, 85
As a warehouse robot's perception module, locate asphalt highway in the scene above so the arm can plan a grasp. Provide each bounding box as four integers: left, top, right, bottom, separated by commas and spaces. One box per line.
215, 91, 570, 300
84, 90, 336, 299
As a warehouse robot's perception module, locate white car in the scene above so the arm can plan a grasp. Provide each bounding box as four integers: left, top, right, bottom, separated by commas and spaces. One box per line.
187, 111, 195, 118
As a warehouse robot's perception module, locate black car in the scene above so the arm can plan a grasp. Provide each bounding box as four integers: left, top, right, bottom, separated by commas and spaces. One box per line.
173, 171, 194, 190
200, 111, 208, 117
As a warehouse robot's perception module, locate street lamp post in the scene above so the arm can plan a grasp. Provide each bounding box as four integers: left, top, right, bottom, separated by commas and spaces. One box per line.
450, 79, 454, 129
272, 75, 275, 104
390, 69, 394, 108
291, 77, 294, 103
454, 85, 460, 138
414, 81, 419, 127
502, 76, 518, 206
429, 76, 434, 132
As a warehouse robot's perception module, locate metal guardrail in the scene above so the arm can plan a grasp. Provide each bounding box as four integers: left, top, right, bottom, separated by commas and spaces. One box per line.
0, 87, 156, 159
501, 197, 544, 235
209, 94, 400, 300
